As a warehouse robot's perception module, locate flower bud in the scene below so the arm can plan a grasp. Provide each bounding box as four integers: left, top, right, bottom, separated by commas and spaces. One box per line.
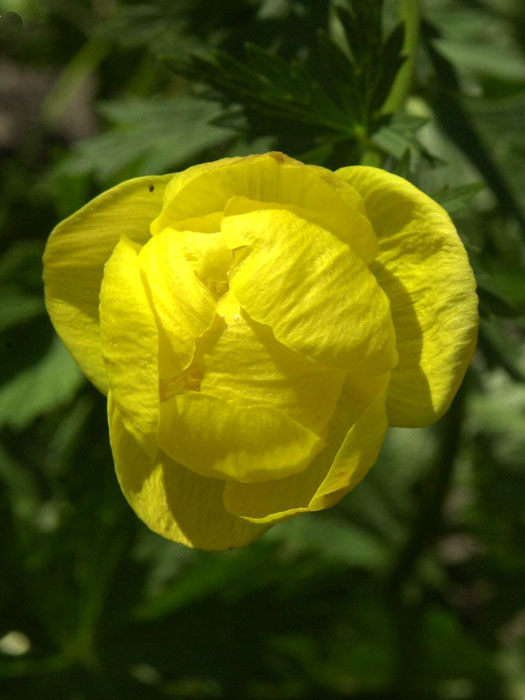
44, 152, 478, 550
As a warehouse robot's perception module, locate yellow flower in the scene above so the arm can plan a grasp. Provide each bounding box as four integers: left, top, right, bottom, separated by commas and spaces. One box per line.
43, 152, 478, 550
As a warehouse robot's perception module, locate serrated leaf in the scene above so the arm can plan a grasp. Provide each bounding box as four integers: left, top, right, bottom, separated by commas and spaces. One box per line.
176, 45, 350, 135
316, 30, 359, 114
335, 4, 365, 66
55, 96, 233, 183
432, 182, 484, 214
243, 42, 300, 95
371, 112, 437, 169
382, 22, 405, 66
337, 2, 382, 66
389, 148, 412, 178
371, 23, 405, 111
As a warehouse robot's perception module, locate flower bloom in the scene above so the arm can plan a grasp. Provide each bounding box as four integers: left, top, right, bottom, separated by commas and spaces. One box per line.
43, 152, 478, 550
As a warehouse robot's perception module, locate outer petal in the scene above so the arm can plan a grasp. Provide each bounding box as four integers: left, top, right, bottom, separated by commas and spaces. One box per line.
223, 208, 397, 374
151, 152, 377, 263
139, 230, 217, 373
200, 297, 345, 436
43, 174, 173, 393
308, 386, 388, 510
223, 372, 389, 523
99, 237, 159, 455
336, 166, 478, 427
109, 394, 266, 551
158, 392, 323, 483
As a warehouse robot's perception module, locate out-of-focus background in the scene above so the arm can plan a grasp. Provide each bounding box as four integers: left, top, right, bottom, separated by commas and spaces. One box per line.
1, 1, 524, 698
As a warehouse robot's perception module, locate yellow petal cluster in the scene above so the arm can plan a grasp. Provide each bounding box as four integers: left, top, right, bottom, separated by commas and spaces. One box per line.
43, 152, 478, 550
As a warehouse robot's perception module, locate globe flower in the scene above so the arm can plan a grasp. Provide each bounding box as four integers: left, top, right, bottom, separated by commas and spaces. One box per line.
43, 152, 478, 550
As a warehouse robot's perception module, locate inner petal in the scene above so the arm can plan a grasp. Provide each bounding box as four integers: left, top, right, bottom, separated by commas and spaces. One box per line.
222, 207, 398, 375
99, 236, 159, 455
222, 371, 390, 523
151, 152, 377, 263
139, 229, 218, 374
200, 294, 346, 437
158, 392, 323, 483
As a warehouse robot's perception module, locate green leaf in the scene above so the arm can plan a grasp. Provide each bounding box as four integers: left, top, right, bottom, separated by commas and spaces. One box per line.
166, 4, 411, 163
433, 38, 525, 83
371, 112, 437, 169
268, 514, 394, 573
477, 285, 521, 320
0, 290, 44, 333
0, 242, 46, 332
432, 182, 484, 214
243, 42, 301, 96
0, 241, 45, 289
423, 23, 525, 233
478, 319, 525, 383
316, 29, 359, 117
336, 2, 381, 67
371, 23, 406, 112
0, 335, 84, 429
55, 96, 234, 183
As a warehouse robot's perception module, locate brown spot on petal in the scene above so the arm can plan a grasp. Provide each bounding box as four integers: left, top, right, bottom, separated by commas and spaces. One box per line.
268, 151, 287, 163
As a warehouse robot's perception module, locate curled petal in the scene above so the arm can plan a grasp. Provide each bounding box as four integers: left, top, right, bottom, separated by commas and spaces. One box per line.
223, 207, 397, 374
337, 166, 478, 426
223, 372, 390, 523
139, 230, 218, 373
109, 394, 266, 551
158, 392, 323, 483
152, 152, 377, 262
99, 237, 159, 455
43, 175, 172, 393
201, 298, 345, 436
175, 231, 232, 286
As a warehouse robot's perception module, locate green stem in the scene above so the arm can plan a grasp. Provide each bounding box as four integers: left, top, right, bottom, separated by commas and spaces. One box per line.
358, 143, 384, 167
382, 0, 421, 114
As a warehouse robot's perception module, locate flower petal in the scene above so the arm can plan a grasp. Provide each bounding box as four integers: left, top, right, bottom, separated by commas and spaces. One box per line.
220, 194, 373, 254
175, 231, 232, 286
223, 372, 389, 523
109, 394, 266, 551
158, 392, 323, 483
152, 152, 377, 262
336, 166, 478, 426
139, 230, 218, 373
99, 237, 159, 455
222, 207, 397, 374
200, 297, 345, 436
43, 175, 172, 393
309, 384, 388, 510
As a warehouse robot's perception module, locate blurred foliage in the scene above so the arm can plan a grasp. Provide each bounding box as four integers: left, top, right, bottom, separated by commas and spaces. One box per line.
1, 0, 525, 699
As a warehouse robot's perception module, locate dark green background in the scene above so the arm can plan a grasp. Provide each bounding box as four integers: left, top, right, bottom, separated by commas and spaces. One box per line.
1, 1, 524, 698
